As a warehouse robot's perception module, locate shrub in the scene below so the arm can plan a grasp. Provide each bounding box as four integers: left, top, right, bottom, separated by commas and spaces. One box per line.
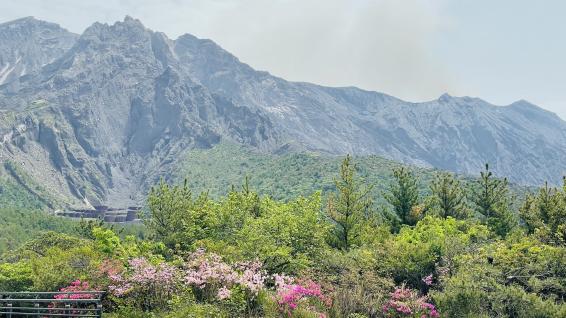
382, 285, 439, 318
0, 261, 33, 291
378, 216, 490, 289
29, 245, 101, 291
274, 275, 331, 317
108, 257, 180, 311
49, 280, 97, 315
432, 236, 566, 317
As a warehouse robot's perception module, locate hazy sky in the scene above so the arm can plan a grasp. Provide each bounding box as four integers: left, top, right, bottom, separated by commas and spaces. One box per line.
2, 0, 565, 119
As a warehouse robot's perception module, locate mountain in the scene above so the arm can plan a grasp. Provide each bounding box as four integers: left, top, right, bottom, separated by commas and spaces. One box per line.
0, 17, 78, 86
0, 16, 564, 208
174, 34, 566, 185
0, 17, 279, 208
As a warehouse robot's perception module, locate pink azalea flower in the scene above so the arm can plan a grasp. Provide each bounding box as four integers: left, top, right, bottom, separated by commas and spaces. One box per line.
217, 286, 231, 300
422, 274, 433, 286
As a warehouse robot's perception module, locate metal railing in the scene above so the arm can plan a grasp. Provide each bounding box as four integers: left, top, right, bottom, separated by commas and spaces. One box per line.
0, 291, 104, 317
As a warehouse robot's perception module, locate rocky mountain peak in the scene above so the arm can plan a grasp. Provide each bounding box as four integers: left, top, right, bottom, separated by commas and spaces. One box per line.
0, 16, 281, 207
0, 17, 77, 86
437, 93, 453, 103
509, 99, 548, 113
0, 16, 33, 27
79, 17, 151, 47
0, 16, 51, 29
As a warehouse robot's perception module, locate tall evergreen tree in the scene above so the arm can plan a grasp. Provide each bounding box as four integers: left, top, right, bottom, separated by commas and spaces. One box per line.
429, 172, 468, 219
146, 179, 194, 249
146, 180, 215, 252
384, 167, 420, 226
471, 164, 516, 236
239, 175, 261, 217
520, 180, 566, 245
327, 155, 373, 251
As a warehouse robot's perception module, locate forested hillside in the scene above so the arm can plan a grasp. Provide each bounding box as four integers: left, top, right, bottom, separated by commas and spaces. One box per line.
0, 142, 474, 209
0, 156, 564, 317
0, 141, 534, 216
175, 143, 439, 202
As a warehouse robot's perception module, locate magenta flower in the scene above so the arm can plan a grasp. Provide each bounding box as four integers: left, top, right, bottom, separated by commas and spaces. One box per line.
54, 280, 94, 300
275, 278, 330, 317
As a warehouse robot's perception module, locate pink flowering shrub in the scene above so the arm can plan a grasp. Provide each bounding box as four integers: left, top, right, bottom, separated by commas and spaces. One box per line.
92, 259, 123, 289
274, 275, 332, 317
382, 285, 439, 318
183, 249, 267, 302
95, 249, 334, 316
217, 286, 231, 300
49, 280, 97, 315
54, 280, 95, 299
108, 257, 180, 311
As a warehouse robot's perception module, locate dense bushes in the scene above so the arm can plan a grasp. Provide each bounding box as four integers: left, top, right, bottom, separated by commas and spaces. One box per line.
377, 216, 491, 290
0, 157, 565, 317
0, 208, 75, 254
432, 237, 566, 317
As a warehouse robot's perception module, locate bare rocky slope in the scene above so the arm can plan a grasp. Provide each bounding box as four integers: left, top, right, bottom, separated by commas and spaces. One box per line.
0, 17, 77, 86
0, 16, 564, 208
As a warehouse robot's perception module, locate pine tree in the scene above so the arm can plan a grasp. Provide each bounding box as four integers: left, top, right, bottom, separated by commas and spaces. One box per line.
240, 175, 261, 217
327, 155, 373, 251
146, 179, 193, 248
520, 180, 566, 245
384, 167, 420, 226
429, 172, 468, 219
471, 164, 516, 236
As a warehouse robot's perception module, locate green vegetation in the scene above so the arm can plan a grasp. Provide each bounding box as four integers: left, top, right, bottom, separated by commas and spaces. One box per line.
0, 177, 47, 210
0, 152, 564, 317
384, 167, 421, 227
176, 143, 441, 203
327, 154, 373, 251
177, 143, 532, 204
0, 208, 75, 254
1, 161, 60, 209
471, 164, 518, 237
428, 172, 469, 219
0, 161, 73, 255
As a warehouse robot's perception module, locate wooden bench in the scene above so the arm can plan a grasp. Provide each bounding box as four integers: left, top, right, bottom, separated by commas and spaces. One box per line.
0, 291, 104, 317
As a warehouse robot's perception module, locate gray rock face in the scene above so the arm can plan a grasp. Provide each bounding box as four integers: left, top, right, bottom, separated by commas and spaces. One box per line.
0, 17, 278, 207
0, 16, 565, 208
0, 17, 78, 86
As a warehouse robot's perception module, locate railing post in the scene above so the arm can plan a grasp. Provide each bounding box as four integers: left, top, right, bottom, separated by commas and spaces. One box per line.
97, 303, 103, 318
7, 302, 13, 318
35, 302, 40, 317
65, 303, 71, 318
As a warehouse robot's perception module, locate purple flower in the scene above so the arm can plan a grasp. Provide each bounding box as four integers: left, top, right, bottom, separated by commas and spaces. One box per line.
108, 257, 180, 298
217, 286, 231, 300
422, 274, 433, 286
384, 285, 440, 317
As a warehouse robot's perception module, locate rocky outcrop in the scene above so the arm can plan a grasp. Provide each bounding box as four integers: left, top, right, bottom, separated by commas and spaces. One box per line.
0, 17, 77, 86
0, 17, 279, 207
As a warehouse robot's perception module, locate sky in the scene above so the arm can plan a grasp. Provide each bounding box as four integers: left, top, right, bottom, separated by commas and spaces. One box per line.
2, 0, 565, 119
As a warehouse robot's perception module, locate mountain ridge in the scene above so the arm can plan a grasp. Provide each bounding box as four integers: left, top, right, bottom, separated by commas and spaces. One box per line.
0, 16, 564, 208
